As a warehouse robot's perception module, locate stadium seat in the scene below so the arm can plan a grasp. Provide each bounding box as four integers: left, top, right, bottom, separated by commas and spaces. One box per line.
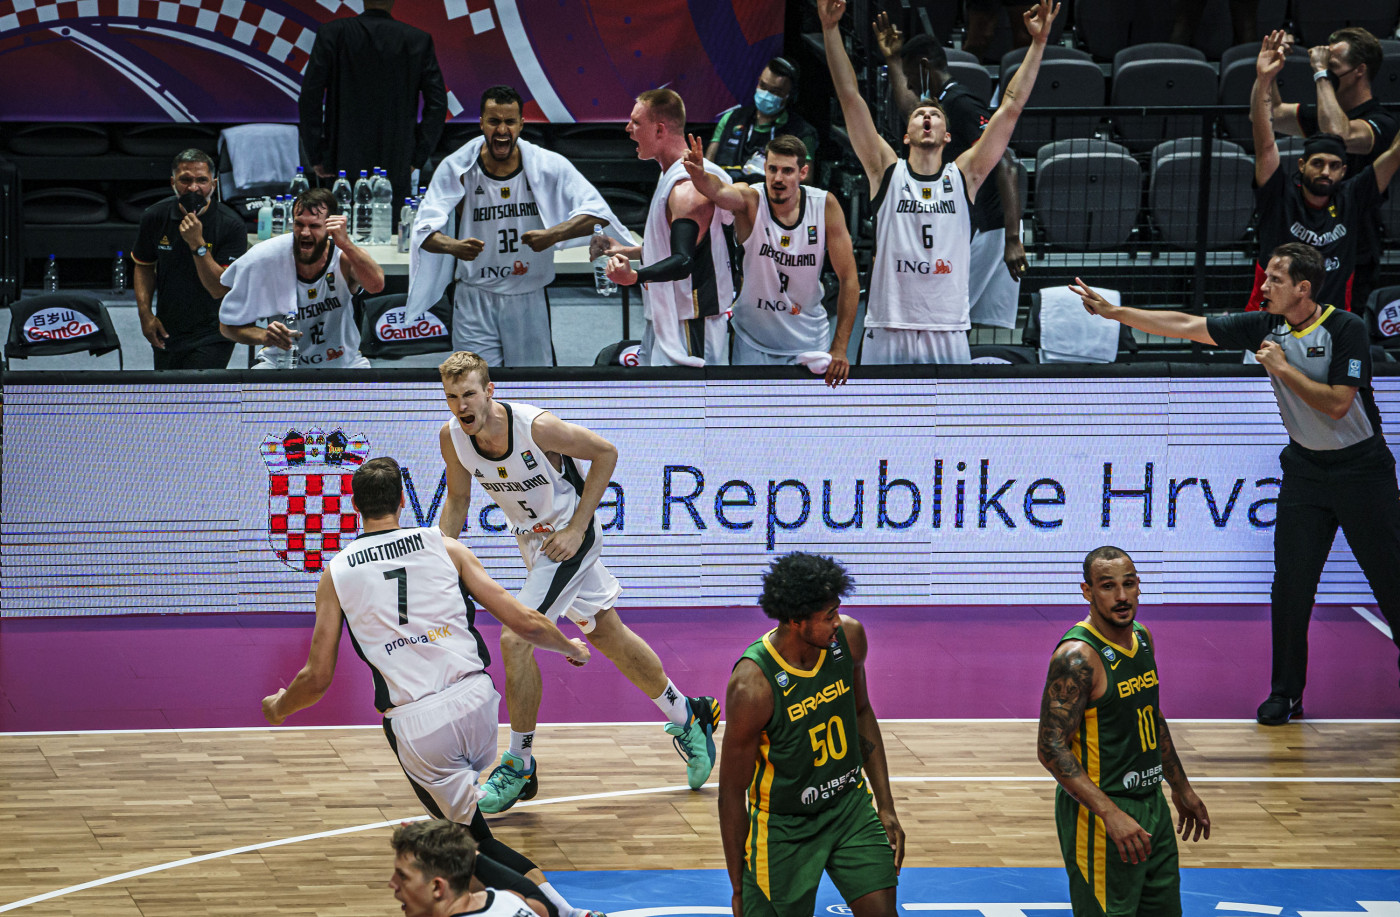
945, 47, 981, 65
1076, 0, 1174, 60
1035, 138, 1131, 174
1003, 59, 1105, 156
947, 61, 993, 103
4, 291, 123, 370
1149, 141, 1255, 248
6, 123, 108, 157
1032, 145, 1142, 249
1294, 0, 1400, 47
1111, 59, 1218, 152
1149, 137, 1248, 172
1374, 50, 1400, 104
357, 293, 453, 360
1021, 289, 1137, 362
1111, 43, 1208, 74
116, 124, 219, 158
1379, 182, 1400, 241
998, 45, 1093, 88
1219, 53, 1314, 150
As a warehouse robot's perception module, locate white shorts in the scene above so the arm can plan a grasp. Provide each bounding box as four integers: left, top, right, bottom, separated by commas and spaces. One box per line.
730, 333, 801, 366
860, 327, 970, 364
516, 521, 621, 631
383, 672, 499, 823
452, 284, 553, 367
967, 227, 1020, 329
638, 315, 730, 366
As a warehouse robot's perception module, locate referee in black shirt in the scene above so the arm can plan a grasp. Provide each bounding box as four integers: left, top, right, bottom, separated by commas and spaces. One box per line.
1070, 242, 1400, 726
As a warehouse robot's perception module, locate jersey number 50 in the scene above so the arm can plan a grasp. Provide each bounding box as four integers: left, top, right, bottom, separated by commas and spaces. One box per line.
809, 716, 849, 767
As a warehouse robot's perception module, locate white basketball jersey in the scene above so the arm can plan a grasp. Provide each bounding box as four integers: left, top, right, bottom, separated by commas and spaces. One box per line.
258, 246, 371, 368
447, 401, 584, 539
867, 159, 972, 331
327, 526, 489, 712
732, 186, 829, 355
457, 166, 553, 294
642, 158, 737, 324
464, 890, 540, 917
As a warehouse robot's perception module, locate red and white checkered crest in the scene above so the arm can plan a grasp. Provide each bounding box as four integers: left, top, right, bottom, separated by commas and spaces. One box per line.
261, 427, 370, 572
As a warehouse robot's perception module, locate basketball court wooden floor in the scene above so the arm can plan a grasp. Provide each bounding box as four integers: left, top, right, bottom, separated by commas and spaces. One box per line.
4, 719, 1399, 916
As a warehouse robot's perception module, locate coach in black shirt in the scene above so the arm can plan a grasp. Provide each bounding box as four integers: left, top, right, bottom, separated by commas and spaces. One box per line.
299, 0, 447, 209
1070, 242, 1400, 727
132, 150, 247, 370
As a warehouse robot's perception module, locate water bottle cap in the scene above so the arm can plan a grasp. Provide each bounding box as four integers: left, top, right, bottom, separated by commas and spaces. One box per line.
360, 169, 368, 177
117, 250, 123, 257
49, 253, 55, 260
339, 170, 347, 177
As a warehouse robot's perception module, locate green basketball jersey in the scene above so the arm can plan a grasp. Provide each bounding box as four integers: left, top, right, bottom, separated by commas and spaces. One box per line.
1057, 620, 1164, 799
738, 625, 866, 815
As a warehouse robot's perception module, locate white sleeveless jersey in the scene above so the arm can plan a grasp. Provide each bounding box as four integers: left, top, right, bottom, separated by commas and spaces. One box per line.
732, 185, 829, 355
642, 158, 737, 324
447, 401, 585, 539
866, 159, 972, 331
327, 526, 489, 712
459, 889, 540, 917
258, 246, 371, 368
457, 165, 553, 294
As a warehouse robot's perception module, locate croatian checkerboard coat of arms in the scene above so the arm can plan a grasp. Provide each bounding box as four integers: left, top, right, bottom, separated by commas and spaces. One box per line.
261, 427, 370, 572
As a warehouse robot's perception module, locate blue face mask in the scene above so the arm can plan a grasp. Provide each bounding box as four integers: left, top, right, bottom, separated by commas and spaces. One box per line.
754, 88, 786, 116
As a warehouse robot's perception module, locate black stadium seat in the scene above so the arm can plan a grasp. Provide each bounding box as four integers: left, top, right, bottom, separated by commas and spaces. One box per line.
1004, 59, 1105, 156
1112, 59, 1218, 152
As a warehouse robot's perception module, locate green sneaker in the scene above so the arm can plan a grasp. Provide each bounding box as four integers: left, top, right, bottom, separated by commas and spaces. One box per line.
664, 695, 720, 790
477, 751, 538, 814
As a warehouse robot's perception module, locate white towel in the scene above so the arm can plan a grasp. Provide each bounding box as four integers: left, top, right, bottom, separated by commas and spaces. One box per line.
220, 124, 300, 193
796, 350, 832, 374
218, 234, 296, 325
1039, 285, 1121, 364
407, 137, 636, 319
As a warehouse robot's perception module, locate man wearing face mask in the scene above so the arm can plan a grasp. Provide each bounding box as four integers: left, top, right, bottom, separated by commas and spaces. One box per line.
1265, 27, 1397, 312
1250, 30, 1400, 313
707, 57, 820, 182
131, 149, 247, 369
408, 85, 633, 366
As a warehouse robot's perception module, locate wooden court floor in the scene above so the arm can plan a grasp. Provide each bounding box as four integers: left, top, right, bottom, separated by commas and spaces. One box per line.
3, 720, 1398, 916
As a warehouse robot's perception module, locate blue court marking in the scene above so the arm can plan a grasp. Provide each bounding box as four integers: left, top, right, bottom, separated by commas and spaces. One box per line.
552, 868, 1400, 916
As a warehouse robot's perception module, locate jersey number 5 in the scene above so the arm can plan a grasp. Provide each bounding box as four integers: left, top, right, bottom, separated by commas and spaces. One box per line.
384, 567, 408, 625
808, 716, 849, 767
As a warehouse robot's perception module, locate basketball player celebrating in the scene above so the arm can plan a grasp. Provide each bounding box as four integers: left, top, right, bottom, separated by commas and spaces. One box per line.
819, 0, 1058, 364
436, 351, 721, 812
410, 85, 633, 366
1037, 547, 1211, 917
681, 133, 859, 385
595, 89, 736, 366
260, 456, 603, 917
719, 553, 903, 917
219, 188, 382, 368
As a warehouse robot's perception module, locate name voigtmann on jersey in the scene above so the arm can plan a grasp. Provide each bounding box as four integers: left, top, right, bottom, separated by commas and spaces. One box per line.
344, 531, 426, 567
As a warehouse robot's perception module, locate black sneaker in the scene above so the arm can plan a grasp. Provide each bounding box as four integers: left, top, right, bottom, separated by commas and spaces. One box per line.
1256, 694, 1303, 726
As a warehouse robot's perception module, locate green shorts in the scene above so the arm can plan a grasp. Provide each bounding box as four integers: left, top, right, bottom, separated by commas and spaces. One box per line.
1055, 789, 1181, 917
742, 785, 898, 916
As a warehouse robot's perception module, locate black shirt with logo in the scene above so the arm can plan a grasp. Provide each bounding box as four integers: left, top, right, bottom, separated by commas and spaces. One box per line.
1254, 165, 1379, 310
938, 80, 1004, 234
1297, 98, 1399, 175
132, 198, 247, 347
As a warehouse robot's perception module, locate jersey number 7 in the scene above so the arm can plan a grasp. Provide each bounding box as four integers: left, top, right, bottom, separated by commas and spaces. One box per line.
384, 567, 408, 624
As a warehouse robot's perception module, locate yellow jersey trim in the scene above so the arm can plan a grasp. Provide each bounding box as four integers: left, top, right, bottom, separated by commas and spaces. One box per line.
1078, 621, 1139, 658
762, 631, 826, 678
1290, 305, 1334, 338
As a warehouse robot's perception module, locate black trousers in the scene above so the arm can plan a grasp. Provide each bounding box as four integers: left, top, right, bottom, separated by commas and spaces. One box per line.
153, 339, 235, 370
1270, 435, 1400, 698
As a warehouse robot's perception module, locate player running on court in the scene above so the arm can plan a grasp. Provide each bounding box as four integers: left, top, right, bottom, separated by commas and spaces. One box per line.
719, 552, 903, 917
681, 132, 859, 385
1037, 546, 1211, 917
437, 351, 720, 813
261, 456, 602, 917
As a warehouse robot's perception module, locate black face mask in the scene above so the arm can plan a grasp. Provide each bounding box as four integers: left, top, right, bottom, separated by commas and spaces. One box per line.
178, 190, 207, 214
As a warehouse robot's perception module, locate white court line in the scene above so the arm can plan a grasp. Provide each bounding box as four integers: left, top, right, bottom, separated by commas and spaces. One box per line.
7, 717, 1400, 737
6, 774, 1400, 912
1354, 605, 1395, 639
1217, 904, 1285, 915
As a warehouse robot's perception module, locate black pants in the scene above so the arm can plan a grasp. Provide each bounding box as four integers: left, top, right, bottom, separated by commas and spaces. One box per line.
153, 339, 235, 370
1271, 436, 1400, 698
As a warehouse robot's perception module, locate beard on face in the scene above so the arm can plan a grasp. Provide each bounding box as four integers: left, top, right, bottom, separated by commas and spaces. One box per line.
1301, 173, 1338, 197
294, 233, 330, 265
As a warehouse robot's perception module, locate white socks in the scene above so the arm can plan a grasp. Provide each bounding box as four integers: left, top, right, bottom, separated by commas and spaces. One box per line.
651, 679, 690, 727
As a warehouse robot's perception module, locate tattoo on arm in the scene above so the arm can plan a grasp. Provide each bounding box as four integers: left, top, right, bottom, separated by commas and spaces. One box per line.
860, 735, 876, 758
1037, 647, 1094, 780
1156, 710, 1187, 786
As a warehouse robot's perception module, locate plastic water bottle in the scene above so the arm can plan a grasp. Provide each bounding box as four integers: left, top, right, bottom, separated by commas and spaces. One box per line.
271, 195, 287, 235
278, 310, 301, 369
398, 197, 416, 253
288, 165, 310, 198
257, 197, 273, 240
111, 251, 127, 294
370, 167, 393, 244
332, 170, 353, 216
353, 170, 372, 243
43, 254, 58, 292
592, 224, 616, 296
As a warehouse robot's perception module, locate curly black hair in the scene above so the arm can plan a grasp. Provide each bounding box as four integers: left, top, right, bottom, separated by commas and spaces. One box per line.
759, 552, 854, 622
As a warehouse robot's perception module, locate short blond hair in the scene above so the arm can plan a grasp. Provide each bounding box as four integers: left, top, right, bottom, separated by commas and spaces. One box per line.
438, 351, 490, 384
636, 88, 686, 134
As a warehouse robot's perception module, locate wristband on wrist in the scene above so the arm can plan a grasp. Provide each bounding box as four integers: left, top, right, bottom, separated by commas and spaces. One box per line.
1314, 69, 1329, 82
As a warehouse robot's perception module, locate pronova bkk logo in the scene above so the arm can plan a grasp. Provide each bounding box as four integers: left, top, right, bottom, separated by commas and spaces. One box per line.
262, 427, 370, 572
22, 307, 97, 342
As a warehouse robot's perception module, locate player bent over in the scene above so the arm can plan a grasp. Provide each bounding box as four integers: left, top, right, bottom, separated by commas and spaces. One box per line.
719, 552, 903, 917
